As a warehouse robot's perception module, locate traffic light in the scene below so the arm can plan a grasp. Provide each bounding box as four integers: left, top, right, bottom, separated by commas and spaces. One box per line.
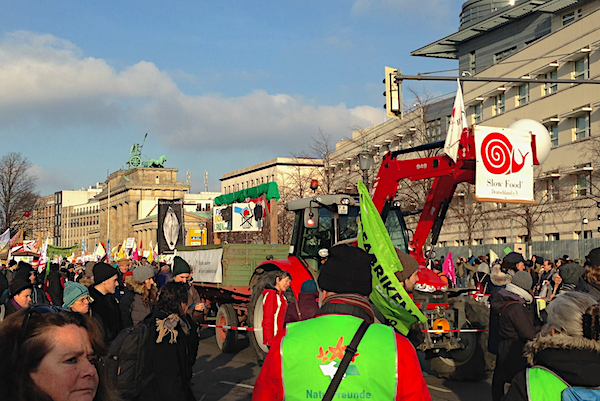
383, 66, 402, 119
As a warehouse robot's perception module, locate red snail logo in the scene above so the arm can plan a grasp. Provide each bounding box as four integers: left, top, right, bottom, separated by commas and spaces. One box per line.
481, 132, 529, 175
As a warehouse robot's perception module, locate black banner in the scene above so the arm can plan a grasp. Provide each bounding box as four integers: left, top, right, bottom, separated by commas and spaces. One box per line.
157, 198, 185, 254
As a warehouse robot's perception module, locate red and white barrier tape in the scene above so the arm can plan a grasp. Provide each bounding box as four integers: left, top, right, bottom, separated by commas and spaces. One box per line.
201, 324, 261, 332
422, 328, 489, 333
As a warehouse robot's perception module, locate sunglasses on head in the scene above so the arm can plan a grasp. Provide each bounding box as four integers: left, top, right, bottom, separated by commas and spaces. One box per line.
19, 305, 73, 345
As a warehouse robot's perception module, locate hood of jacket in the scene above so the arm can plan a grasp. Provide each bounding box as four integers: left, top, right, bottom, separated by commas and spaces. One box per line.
490, 287, 525, 310
525, 333, 600, 387
491, 263, 512, 287
124, 275, 146, 295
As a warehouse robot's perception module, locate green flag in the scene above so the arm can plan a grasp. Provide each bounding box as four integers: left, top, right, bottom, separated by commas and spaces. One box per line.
357, 181, 426, 335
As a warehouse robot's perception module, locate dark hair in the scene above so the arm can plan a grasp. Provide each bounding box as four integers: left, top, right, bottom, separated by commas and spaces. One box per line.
274, 270, 292, 282
156, 282, 188, 315
0, 309, 121, 401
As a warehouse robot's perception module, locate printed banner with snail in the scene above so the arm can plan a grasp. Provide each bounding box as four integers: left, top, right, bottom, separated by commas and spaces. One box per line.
474, 126, 534, 203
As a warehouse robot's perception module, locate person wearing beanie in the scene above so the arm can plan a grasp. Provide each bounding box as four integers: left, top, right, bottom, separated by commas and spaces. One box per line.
63, 281, 90, 314
119, 265, 158, 328
13, 263, 50, 306
394, 249, 420, 292
253, 245, 431, 401
3, 259, 18, 284
45, 262, 64, 306
261, 270, 292, 347
172, 256, 205, 324
88, 262, 122, 345
1, 278, 34, 318
284, 279, 319, 324
489, 270, 540, 401
549, 263, 586, 301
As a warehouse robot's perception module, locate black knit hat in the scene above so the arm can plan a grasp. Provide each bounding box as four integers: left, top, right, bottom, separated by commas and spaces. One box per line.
172, 256, 190, 277
9, 279, 33, 298
318, 245, 374, 296
559, 263, 584, 286
93, 262, 117, 285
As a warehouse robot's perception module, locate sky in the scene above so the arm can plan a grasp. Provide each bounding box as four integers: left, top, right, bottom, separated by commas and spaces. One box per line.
0, 0, 465, 195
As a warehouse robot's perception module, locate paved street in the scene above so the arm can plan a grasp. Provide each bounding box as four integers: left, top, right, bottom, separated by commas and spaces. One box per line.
191, 329, 493, 401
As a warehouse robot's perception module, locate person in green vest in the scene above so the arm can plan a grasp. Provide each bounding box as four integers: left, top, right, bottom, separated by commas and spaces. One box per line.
251, 245, 431, 401
503, 291, 600, 400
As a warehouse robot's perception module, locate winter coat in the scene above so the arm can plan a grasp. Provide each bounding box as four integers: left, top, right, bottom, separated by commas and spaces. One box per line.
262, 285, 288, 347
31, 286, 51, 305
46, 271, 64, 306
3, 268, 17, 284
583, 279, 600, 302
185, 283, 204, 324
1, 298, 21, 318
284, 292, 319, 324
536, 268, 557, 298
157, 270, 171, 288
88, 285, 123, 345
503, 334, 600, 400
137, 309, 196, 401
0, 273, 7, 298
119, 276, 157, 328
489, 264, 512, 297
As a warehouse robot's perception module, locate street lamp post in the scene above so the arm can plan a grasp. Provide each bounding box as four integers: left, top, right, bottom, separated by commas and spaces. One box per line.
357, 145, 374, 189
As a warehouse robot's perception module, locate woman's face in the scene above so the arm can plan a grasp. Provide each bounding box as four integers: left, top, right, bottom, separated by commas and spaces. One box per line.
14, 288, 32, 308
70, 295, 90, 314
30, 325, 99, 401
144, 277, 154, 291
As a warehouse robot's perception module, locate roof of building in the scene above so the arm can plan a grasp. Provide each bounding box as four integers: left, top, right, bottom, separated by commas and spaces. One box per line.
411, 0, 578, 59
220, 157, 323, 181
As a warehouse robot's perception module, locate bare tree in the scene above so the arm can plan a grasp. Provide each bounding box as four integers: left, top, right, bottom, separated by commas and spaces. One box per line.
0, 152, 38, 236
447, 183, 491, 253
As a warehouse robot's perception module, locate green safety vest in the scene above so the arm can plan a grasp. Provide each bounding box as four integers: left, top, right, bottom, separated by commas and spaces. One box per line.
527, 366, 569, 401
281, 314, 397, 400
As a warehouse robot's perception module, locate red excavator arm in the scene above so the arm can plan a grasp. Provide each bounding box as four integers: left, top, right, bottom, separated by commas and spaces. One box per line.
372, 128, 475, 264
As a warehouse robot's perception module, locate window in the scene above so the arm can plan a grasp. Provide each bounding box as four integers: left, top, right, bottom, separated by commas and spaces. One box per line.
494, 47, 516, 63
562, 8, 582, 26
549, 124, 559, 147
543, 70, 558, 96
576, 172, 591, 197
573, 57, 589, 80
438, 241, 447, 247
494, 93, 505, 115
473, 238, 483, 245
426, 119, 442, 141
546, 233, 560, 241
518, 235, 529, 244
495, 237, 507, 244
455, 239, 466, 246
574, 114, 590, 140
517, 84, 529, 106
546, 178, 559, 201
575, 230, 592, 239
469, 52, 476, 75
472, 103, 483, 123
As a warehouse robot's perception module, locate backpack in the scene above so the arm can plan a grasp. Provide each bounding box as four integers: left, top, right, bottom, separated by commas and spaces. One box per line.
102, 322, 154, 400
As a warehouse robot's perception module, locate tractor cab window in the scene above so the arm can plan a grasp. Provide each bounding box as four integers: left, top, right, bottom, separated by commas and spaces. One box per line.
338, 206, 360, 242
300, 208, 333, 258
384, 208, 409, 253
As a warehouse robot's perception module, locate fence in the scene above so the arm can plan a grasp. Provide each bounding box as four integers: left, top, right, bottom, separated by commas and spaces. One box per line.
431, 238, 600, 262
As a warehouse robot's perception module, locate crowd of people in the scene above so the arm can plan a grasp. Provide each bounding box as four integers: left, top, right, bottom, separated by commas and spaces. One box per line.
1, 243, 599, 401
0, 255, 205, 401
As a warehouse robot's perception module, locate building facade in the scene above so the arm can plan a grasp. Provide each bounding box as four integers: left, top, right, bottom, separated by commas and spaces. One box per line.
32, 195, 56, 245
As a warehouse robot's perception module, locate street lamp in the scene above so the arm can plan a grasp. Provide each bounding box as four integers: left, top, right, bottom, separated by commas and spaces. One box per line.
358, 145, 374, 189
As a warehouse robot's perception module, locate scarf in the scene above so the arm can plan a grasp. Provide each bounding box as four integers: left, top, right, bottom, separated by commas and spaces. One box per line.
505, 283, 534, 304
155, 313, 189, 344
317, 293, 375, 323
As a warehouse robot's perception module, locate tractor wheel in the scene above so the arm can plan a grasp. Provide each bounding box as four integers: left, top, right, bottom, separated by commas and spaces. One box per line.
248, 270, 295, 365
428, 298, 494, 381
215, 304, 238, 353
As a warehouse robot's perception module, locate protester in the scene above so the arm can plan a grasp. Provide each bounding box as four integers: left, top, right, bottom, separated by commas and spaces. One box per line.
252, 245, 431, 401
535, 259, 557, 298
64, 281, 91, 314
1, 279, 33, 318
115, 258, 132, 300
489, 252, 524, 297
3, 259, 18, 284
549, 263, 585, 300
119, 265, 158, 328
0, 305, 121, 401
157, 262, 172, 288
88, 262, 123, 345
261, 270, 292, 347
46, 262, 65, 306
138, 282, 196, 401
172, 256, 205, 323
394, 248, 420, 292
80, 261, 96, 286
503, 292, 600, 400
284, 279, 318, 324
490, 271, 540, 401
455, 256, 468, 288
14, 262, 50, 306
583, 247, 600, 302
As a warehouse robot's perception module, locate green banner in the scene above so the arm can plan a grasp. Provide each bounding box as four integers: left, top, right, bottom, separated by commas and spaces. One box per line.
357, 181, 426, 335
214, 182, 280, 206
47, 244, 81, 258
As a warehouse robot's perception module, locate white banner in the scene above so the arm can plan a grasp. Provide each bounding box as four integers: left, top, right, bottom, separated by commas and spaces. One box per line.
176, 248, 223, 283
475, 126, 534, 203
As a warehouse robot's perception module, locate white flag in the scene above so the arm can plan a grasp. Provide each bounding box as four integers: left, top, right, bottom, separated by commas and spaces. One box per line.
444, 79, 467, 163
0, 228, 9, 249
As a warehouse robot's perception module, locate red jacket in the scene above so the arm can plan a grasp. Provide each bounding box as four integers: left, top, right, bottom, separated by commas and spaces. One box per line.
261, 286, 288, 347
252, 313, 431, 401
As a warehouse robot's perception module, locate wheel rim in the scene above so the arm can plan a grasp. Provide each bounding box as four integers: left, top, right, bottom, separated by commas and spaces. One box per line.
436, 321, 477, 367
217, 310, 227, 343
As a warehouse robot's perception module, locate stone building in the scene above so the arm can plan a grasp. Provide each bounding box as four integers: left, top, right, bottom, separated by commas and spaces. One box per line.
32, 195, 56, 244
